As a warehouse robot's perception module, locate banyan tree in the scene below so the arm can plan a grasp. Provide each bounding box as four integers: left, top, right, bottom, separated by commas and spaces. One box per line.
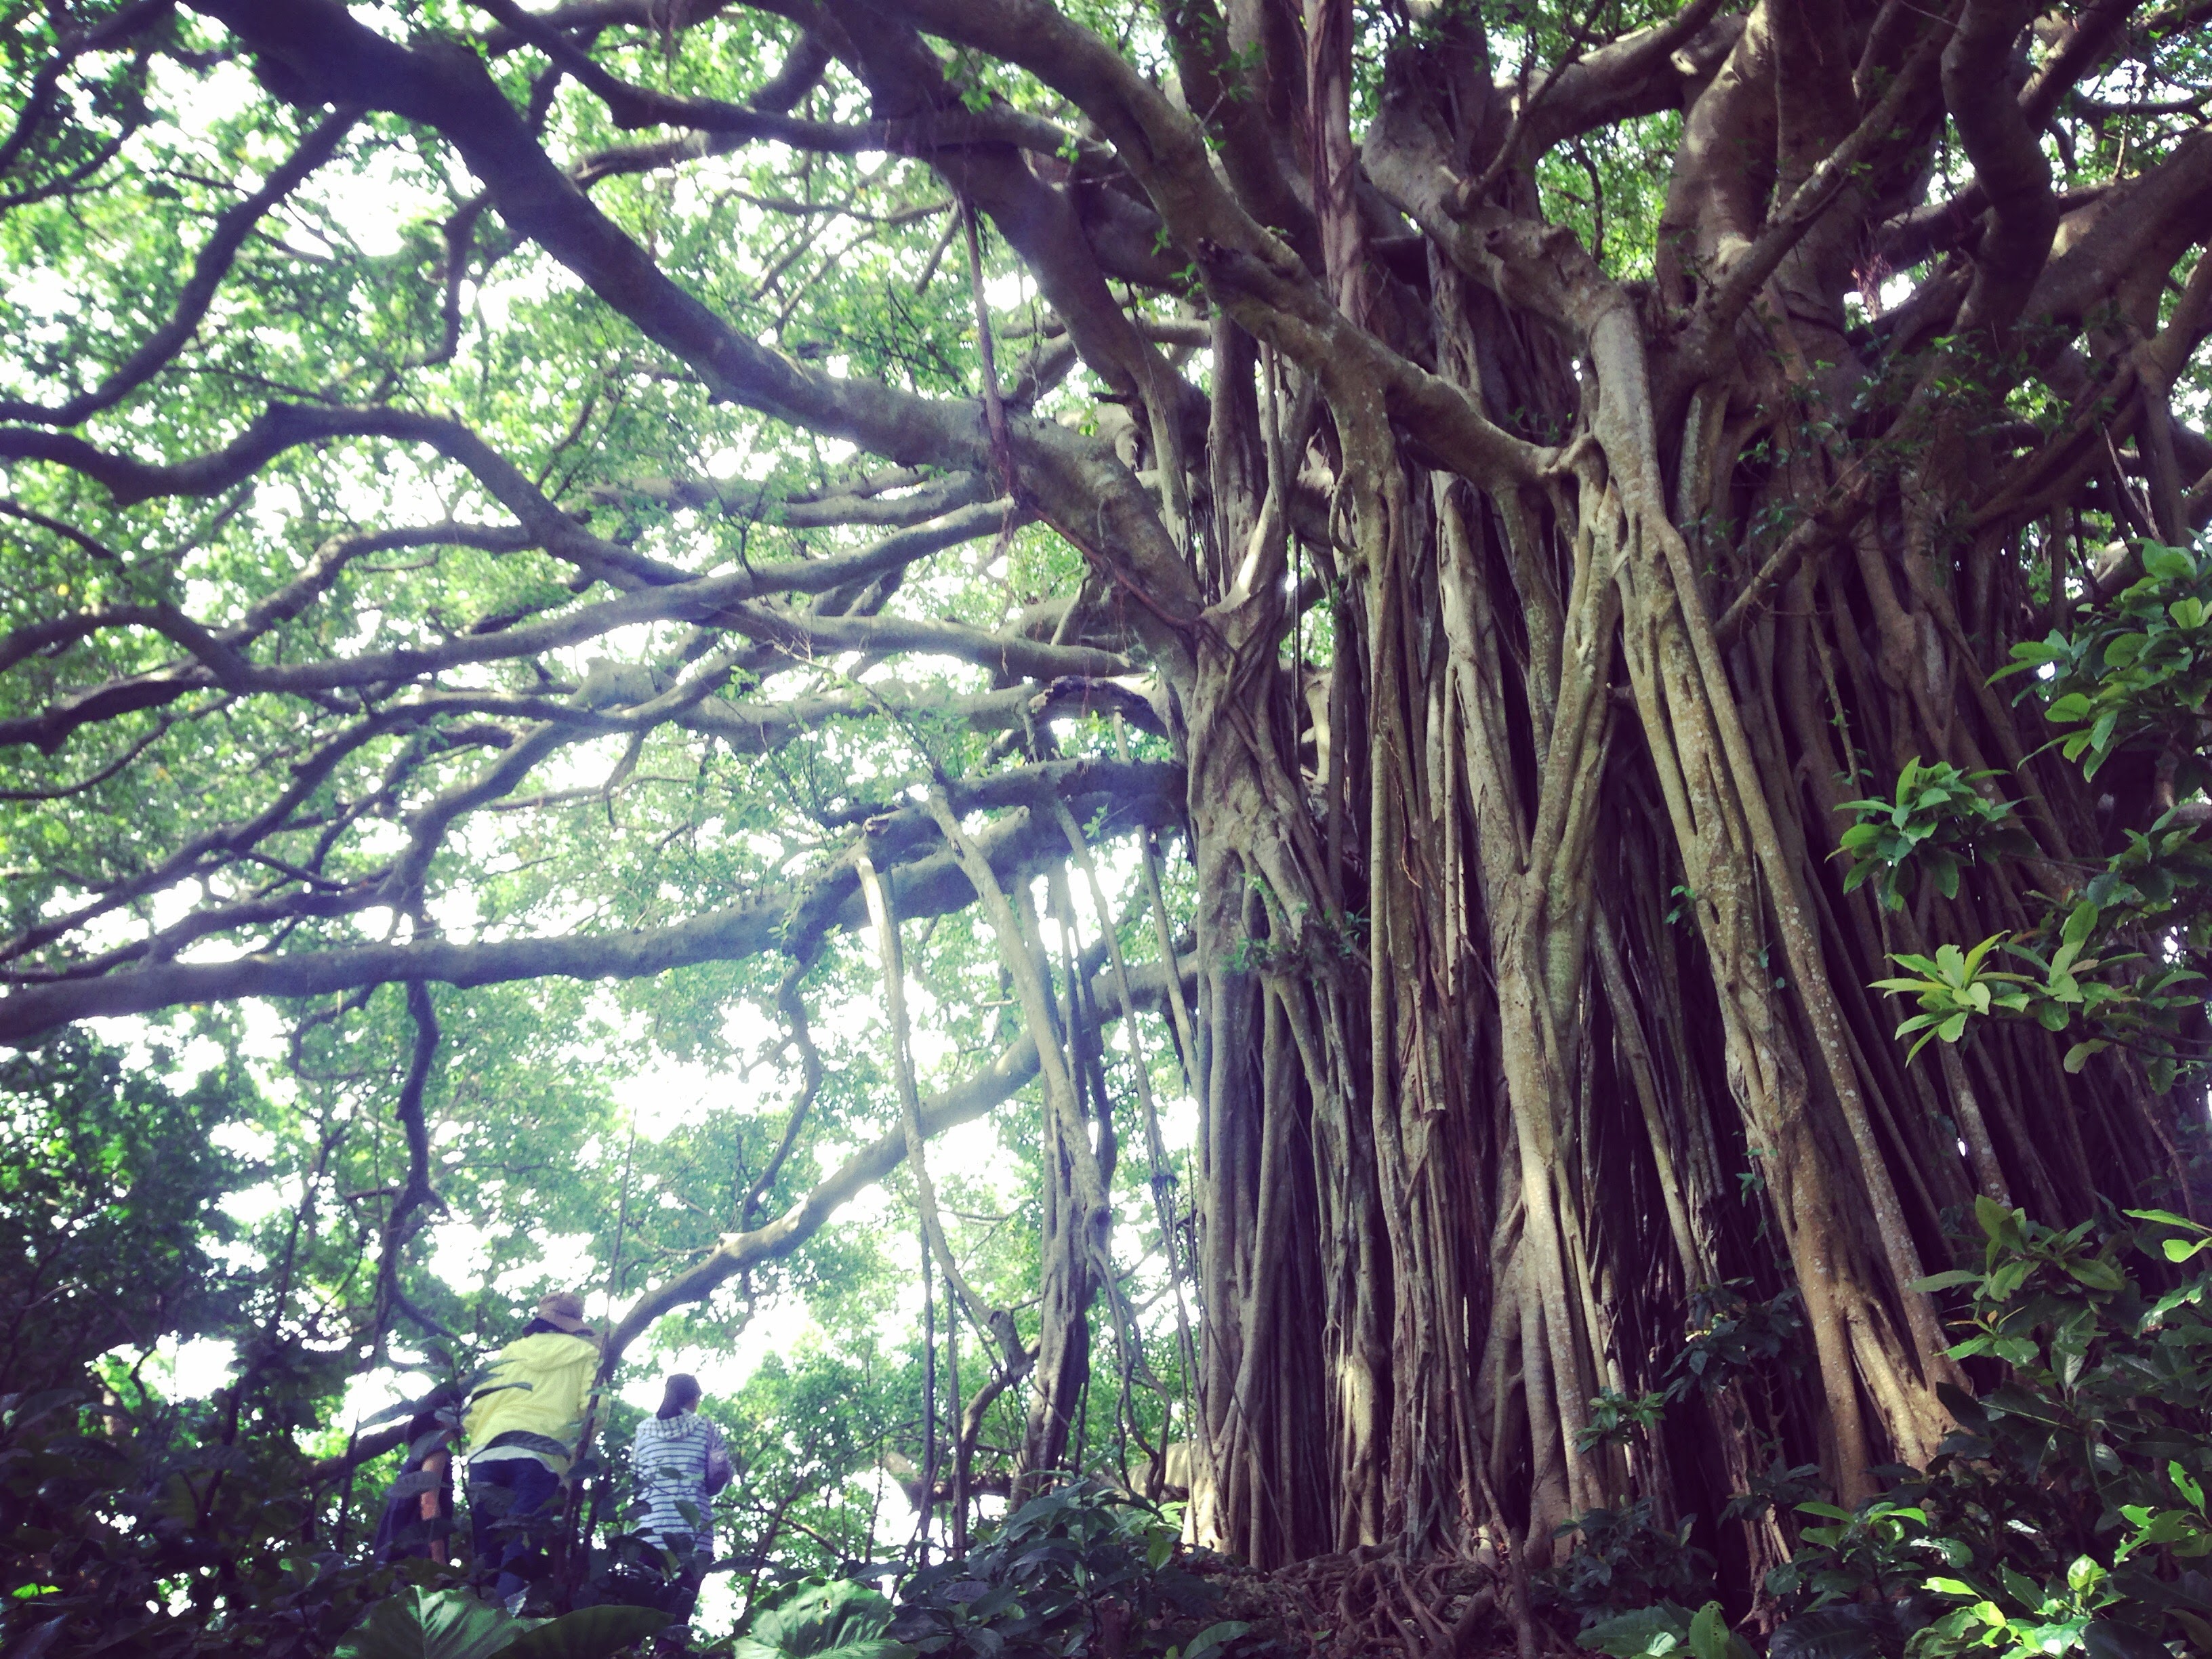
3, 0, 2211, 1603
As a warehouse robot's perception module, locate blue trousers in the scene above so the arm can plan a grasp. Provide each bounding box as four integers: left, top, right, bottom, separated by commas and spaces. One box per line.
468, 1456, 562, 1601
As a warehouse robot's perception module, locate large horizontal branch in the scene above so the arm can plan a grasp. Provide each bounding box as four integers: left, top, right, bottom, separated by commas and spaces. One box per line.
565, 24, 836, 183
589, 468, 991, 529
0, 500, 1015, 754
0, 758, 1184, 1046
714, 598, 1132, 681
472, 0, 1111, 165
0, 401, 685, 588
0, 520, 531, 693
1511, 5, 1741, 163
9, 671, 1166, 971
677, 674, 1163, 755
2028, 127, 2212, 330
4, 703, 447, 965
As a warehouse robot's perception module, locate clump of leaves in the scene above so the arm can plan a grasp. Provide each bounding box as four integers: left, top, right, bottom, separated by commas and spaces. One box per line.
888, 1480, 1240, 1659
1760, 1197, 2212, 1659
1873, 904, 2203, 1082
1576, 1599, 1753, 1659
1, 1381, 401, 1658
1869, 539, 2212, 1098
1549, 1282, 1804, 1626
733, 1578, 909, 1659
1576, 1390, 1670, 1455
1839, 758, 2032, 911
335, 1587, 665, 1659
1668, 1282, 1806, 1397
1999, 540, 2212, 783
1542, 1500, 1717, 1629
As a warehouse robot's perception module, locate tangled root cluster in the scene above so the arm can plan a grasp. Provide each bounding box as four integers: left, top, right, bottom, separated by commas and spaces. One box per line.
1192, 1547, 1530, 1659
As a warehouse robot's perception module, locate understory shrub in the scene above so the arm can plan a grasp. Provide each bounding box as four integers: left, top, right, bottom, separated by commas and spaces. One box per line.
887, 1480, 1244, 1659
1561, 1198, 2212, 1659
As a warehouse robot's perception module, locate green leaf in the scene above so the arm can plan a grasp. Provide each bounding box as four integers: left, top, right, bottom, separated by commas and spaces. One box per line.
1180, 1622, 1250, 1659
2063, 1257, 2125, 1292
2145, 544, 2196, 581
1577, 1606, 1692, 1658
337, 1590, 531, 1659
1687, 1602, 1732, 1659
497, 1607, 671, 1659
2064, 1040, 2108, 1073
1925, 1577, 1989, 1600
2125, 1208, 2204, 1231
735, 1578, 911, 1659
2103, 634, 2148, 668
1908, 1269, 1984, 1292
1999, 1563, 2045, 1608
2172, 1461, 2207, 1512
1930, 850, 1961, 899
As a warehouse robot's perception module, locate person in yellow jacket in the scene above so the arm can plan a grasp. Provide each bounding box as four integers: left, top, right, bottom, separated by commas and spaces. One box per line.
464, 1290, 601, 1599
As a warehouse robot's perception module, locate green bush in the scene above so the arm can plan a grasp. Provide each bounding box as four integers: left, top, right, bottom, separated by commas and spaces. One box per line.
1, 1378, 403, 1658
1544, 1500, 1719, 1629
1545, 1198, 2212, 1659
1761, 1199, 2212, 1659
886, 1480, 1240, 1659
335, 1588, 666, 1659
731, 1577, 909, 1659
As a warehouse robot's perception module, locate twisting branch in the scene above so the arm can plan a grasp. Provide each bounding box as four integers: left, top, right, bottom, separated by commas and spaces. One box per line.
739, 964, 826, 1228
0, 106, 360, 425
373, 981, 452, 1344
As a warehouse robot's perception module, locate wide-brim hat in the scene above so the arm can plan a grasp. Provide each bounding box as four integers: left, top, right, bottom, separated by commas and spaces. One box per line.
535, 1291, 596, 1335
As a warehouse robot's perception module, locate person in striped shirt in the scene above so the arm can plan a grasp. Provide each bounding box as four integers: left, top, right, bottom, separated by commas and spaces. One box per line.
630, 1372, 732, 1624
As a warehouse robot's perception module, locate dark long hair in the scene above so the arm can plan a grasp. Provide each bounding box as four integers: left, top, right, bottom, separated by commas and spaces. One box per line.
657, 1373, 702, 1420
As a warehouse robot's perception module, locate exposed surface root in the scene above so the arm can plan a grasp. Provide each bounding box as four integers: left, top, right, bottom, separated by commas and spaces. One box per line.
1190, 1549, 1516, 1659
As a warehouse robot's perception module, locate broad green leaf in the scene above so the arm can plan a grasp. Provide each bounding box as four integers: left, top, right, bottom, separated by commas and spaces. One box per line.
1908, 1269, 1983, 1292
1686, 1601, 1732, 1659
337, 1589, 529, 1659
1577, 1605, 1692, 1658
499, 1607, 671, 1659
735, 1578, 910, 1659
1181, 1621, 1250, 1659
